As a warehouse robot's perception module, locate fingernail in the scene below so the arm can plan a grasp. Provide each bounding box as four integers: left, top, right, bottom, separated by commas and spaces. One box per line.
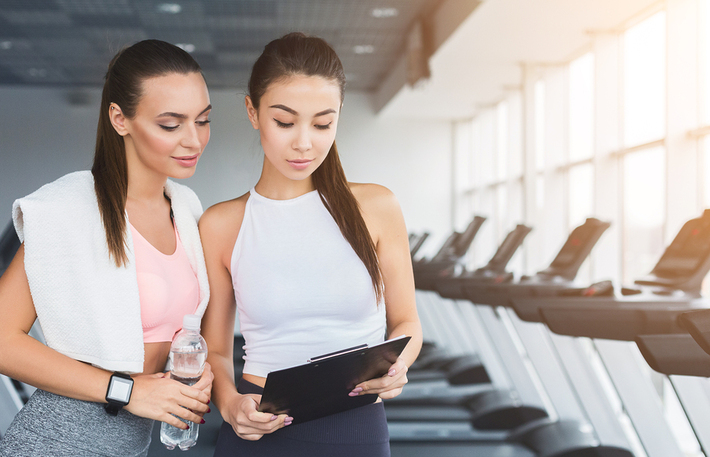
352, 387, 363, 393
349, 391, 359, 397
388, 368, 396, 376
284, 421, 292, 426
200, 419, 205, 424
286, 416, 293, 422
207, 408, 211, 413
270, 415, 278, 421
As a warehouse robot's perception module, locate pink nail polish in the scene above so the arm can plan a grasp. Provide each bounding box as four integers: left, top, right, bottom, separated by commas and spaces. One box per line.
388, 368, 396, 376
270, 415, 278, 421
349, 392, 359, 397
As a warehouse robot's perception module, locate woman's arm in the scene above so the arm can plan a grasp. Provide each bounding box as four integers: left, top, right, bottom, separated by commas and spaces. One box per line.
199, 200, 290, 440
0, 244, 211, 429
350, 184, 423, 400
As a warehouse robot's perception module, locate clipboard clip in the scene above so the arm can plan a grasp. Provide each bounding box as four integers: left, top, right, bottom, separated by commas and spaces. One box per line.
307, 344, 368, 363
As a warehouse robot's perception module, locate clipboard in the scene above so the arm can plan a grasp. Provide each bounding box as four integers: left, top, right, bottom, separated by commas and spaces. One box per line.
257, 335, 411, 424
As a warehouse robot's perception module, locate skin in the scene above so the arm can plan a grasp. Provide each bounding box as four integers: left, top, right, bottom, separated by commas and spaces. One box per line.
0, 71, 214, 430
199, 74, 423, 441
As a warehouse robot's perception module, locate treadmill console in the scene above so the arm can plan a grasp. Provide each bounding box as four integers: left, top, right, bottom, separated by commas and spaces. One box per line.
634, 210, 710, 294
536, 218, 611, 281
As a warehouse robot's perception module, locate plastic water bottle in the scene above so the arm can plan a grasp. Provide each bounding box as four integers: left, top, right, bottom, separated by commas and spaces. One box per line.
160, 314, 208, 451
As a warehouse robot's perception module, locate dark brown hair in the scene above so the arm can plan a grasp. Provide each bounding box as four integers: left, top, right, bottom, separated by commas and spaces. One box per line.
248, 32, 383, 302
92, 39, 202, 267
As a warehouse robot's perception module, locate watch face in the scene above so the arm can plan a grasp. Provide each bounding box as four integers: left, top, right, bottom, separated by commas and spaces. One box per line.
107, 377, 133, 403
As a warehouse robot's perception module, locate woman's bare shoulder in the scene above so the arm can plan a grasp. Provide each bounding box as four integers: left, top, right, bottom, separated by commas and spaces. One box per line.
349, 182, 399, 214
199, 192, 250, 236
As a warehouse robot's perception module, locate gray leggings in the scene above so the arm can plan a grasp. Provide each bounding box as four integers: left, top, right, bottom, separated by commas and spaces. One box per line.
0, 388, 153, 456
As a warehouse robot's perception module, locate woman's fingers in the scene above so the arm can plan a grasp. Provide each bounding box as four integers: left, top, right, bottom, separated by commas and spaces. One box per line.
351, 357, 409, 398
231, 394, 292, 439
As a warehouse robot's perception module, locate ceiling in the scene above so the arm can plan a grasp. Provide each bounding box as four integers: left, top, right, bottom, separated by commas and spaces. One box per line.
382, 0, 661, 119
0, 0, 442, 91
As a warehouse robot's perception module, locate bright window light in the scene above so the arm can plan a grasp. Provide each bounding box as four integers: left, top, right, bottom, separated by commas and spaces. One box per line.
623, 11, 666, 147
496, 101, 509, 181
703, 0, 710, 124
534, 80, 545, 171
568, 163, 594, 227
623, 146, 666, 282
569, 53, 594, 161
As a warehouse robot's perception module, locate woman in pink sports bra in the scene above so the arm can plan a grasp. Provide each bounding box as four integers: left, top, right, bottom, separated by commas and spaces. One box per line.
0, 40, 213, 457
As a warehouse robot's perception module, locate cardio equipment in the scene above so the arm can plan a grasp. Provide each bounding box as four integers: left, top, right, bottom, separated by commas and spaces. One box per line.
514, 210, 710, 340
389, 219, 633, 457
387, 223, 547, 433
462, 217, 610, 307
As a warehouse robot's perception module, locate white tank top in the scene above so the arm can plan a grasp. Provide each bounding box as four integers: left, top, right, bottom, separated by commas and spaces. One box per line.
231, 187, 386, 377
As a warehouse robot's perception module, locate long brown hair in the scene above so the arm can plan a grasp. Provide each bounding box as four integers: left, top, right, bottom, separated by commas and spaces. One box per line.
92, 40, 202, 267
248, 32, 384, 302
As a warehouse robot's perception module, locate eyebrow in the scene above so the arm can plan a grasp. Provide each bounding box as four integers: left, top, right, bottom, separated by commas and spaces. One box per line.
157, 104, 212, 119
269, 104, 336, 117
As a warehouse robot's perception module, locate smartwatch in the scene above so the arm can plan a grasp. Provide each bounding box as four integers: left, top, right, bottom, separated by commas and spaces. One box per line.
105, 372, 134, 416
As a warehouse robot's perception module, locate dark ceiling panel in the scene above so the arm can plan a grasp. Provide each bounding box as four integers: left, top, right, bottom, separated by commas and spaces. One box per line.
71, 13, 141, 28
0, 0, 443, 90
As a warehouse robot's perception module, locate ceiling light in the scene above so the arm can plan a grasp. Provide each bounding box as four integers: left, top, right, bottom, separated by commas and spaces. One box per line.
0, 41, 12, 50
176, 43, 195, 53
371, 7, 398, 18
157, 3, 182, 14
28, 68, 47, 78
353, 45, 375, 54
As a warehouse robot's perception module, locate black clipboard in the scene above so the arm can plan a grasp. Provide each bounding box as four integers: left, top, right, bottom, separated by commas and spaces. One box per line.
257, 335, 411, 424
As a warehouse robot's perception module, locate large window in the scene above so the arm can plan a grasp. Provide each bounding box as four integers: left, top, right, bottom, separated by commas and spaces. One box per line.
623, 11, 666, 147
621, 11, 667, 283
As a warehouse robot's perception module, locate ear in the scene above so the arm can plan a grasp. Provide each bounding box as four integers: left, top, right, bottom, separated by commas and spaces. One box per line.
108, 103, 129, 137
245, 96, 260, 130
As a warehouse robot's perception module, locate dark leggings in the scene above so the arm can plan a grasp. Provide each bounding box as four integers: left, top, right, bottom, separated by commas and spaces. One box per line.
212, 378, 391, 457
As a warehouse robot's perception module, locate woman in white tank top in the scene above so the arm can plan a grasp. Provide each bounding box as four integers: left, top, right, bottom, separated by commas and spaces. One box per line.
199, 32, 422, 456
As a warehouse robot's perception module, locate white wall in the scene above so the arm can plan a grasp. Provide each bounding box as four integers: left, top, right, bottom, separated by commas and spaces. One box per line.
0, 87, 452, 252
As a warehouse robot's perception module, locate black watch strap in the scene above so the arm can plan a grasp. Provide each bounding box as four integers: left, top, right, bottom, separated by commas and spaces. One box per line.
105, 372, 133, 416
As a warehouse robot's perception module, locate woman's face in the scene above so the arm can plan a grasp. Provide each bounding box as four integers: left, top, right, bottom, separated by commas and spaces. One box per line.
113, 71, 211, 181
246, 74, 341, 183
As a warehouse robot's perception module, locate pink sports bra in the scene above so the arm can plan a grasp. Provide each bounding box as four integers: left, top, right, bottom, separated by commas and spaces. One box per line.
130, 222, 199, 343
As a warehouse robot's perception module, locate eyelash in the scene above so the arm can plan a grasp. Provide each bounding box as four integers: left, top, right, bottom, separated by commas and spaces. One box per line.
274, 119, 331, 130
159, 120, 211, 131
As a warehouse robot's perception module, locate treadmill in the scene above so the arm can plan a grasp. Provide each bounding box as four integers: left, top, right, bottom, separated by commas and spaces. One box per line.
390, 222, 634, 456
436, 224, 533, 300
506, 212, 710, 457
387, 224, 548, 434
413, 215, 487, 292
405, 216, 494, 389
457, 218, 609, 309
408, 232, 430, 258
515, 210, 710, 340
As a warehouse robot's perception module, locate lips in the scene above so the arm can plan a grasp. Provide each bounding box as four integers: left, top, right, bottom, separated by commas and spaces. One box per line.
173, 154, 200, 167
287, 159, 313, 170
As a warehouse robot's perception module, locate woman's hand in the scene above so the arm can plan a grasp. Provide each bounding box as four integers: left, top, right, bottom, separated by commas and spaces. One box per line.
224, 392, 292, 441
350, 357, 409, 400
124, 363, 214, 429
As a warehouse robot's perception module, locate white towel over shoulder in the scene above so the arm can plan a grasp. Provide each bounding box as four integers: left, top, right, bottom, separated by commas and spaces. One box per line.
12, 171, 209, 374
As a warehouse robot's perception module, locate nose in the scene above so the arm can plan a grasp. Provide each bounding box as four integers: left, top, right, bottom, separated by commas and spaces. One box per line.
181, 124, 202, 150
292, 126, 312, 152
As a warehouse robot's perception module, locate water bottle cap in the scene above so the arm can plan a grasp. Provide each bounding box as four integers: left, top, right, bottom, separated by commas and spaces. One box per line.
182, 314, 201, 331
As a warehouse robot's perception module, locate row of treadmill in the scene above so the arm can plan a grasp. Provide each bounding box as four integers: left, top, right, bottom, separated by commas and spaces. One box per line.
385, 211, 710, 457
3, 212, 710, 456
